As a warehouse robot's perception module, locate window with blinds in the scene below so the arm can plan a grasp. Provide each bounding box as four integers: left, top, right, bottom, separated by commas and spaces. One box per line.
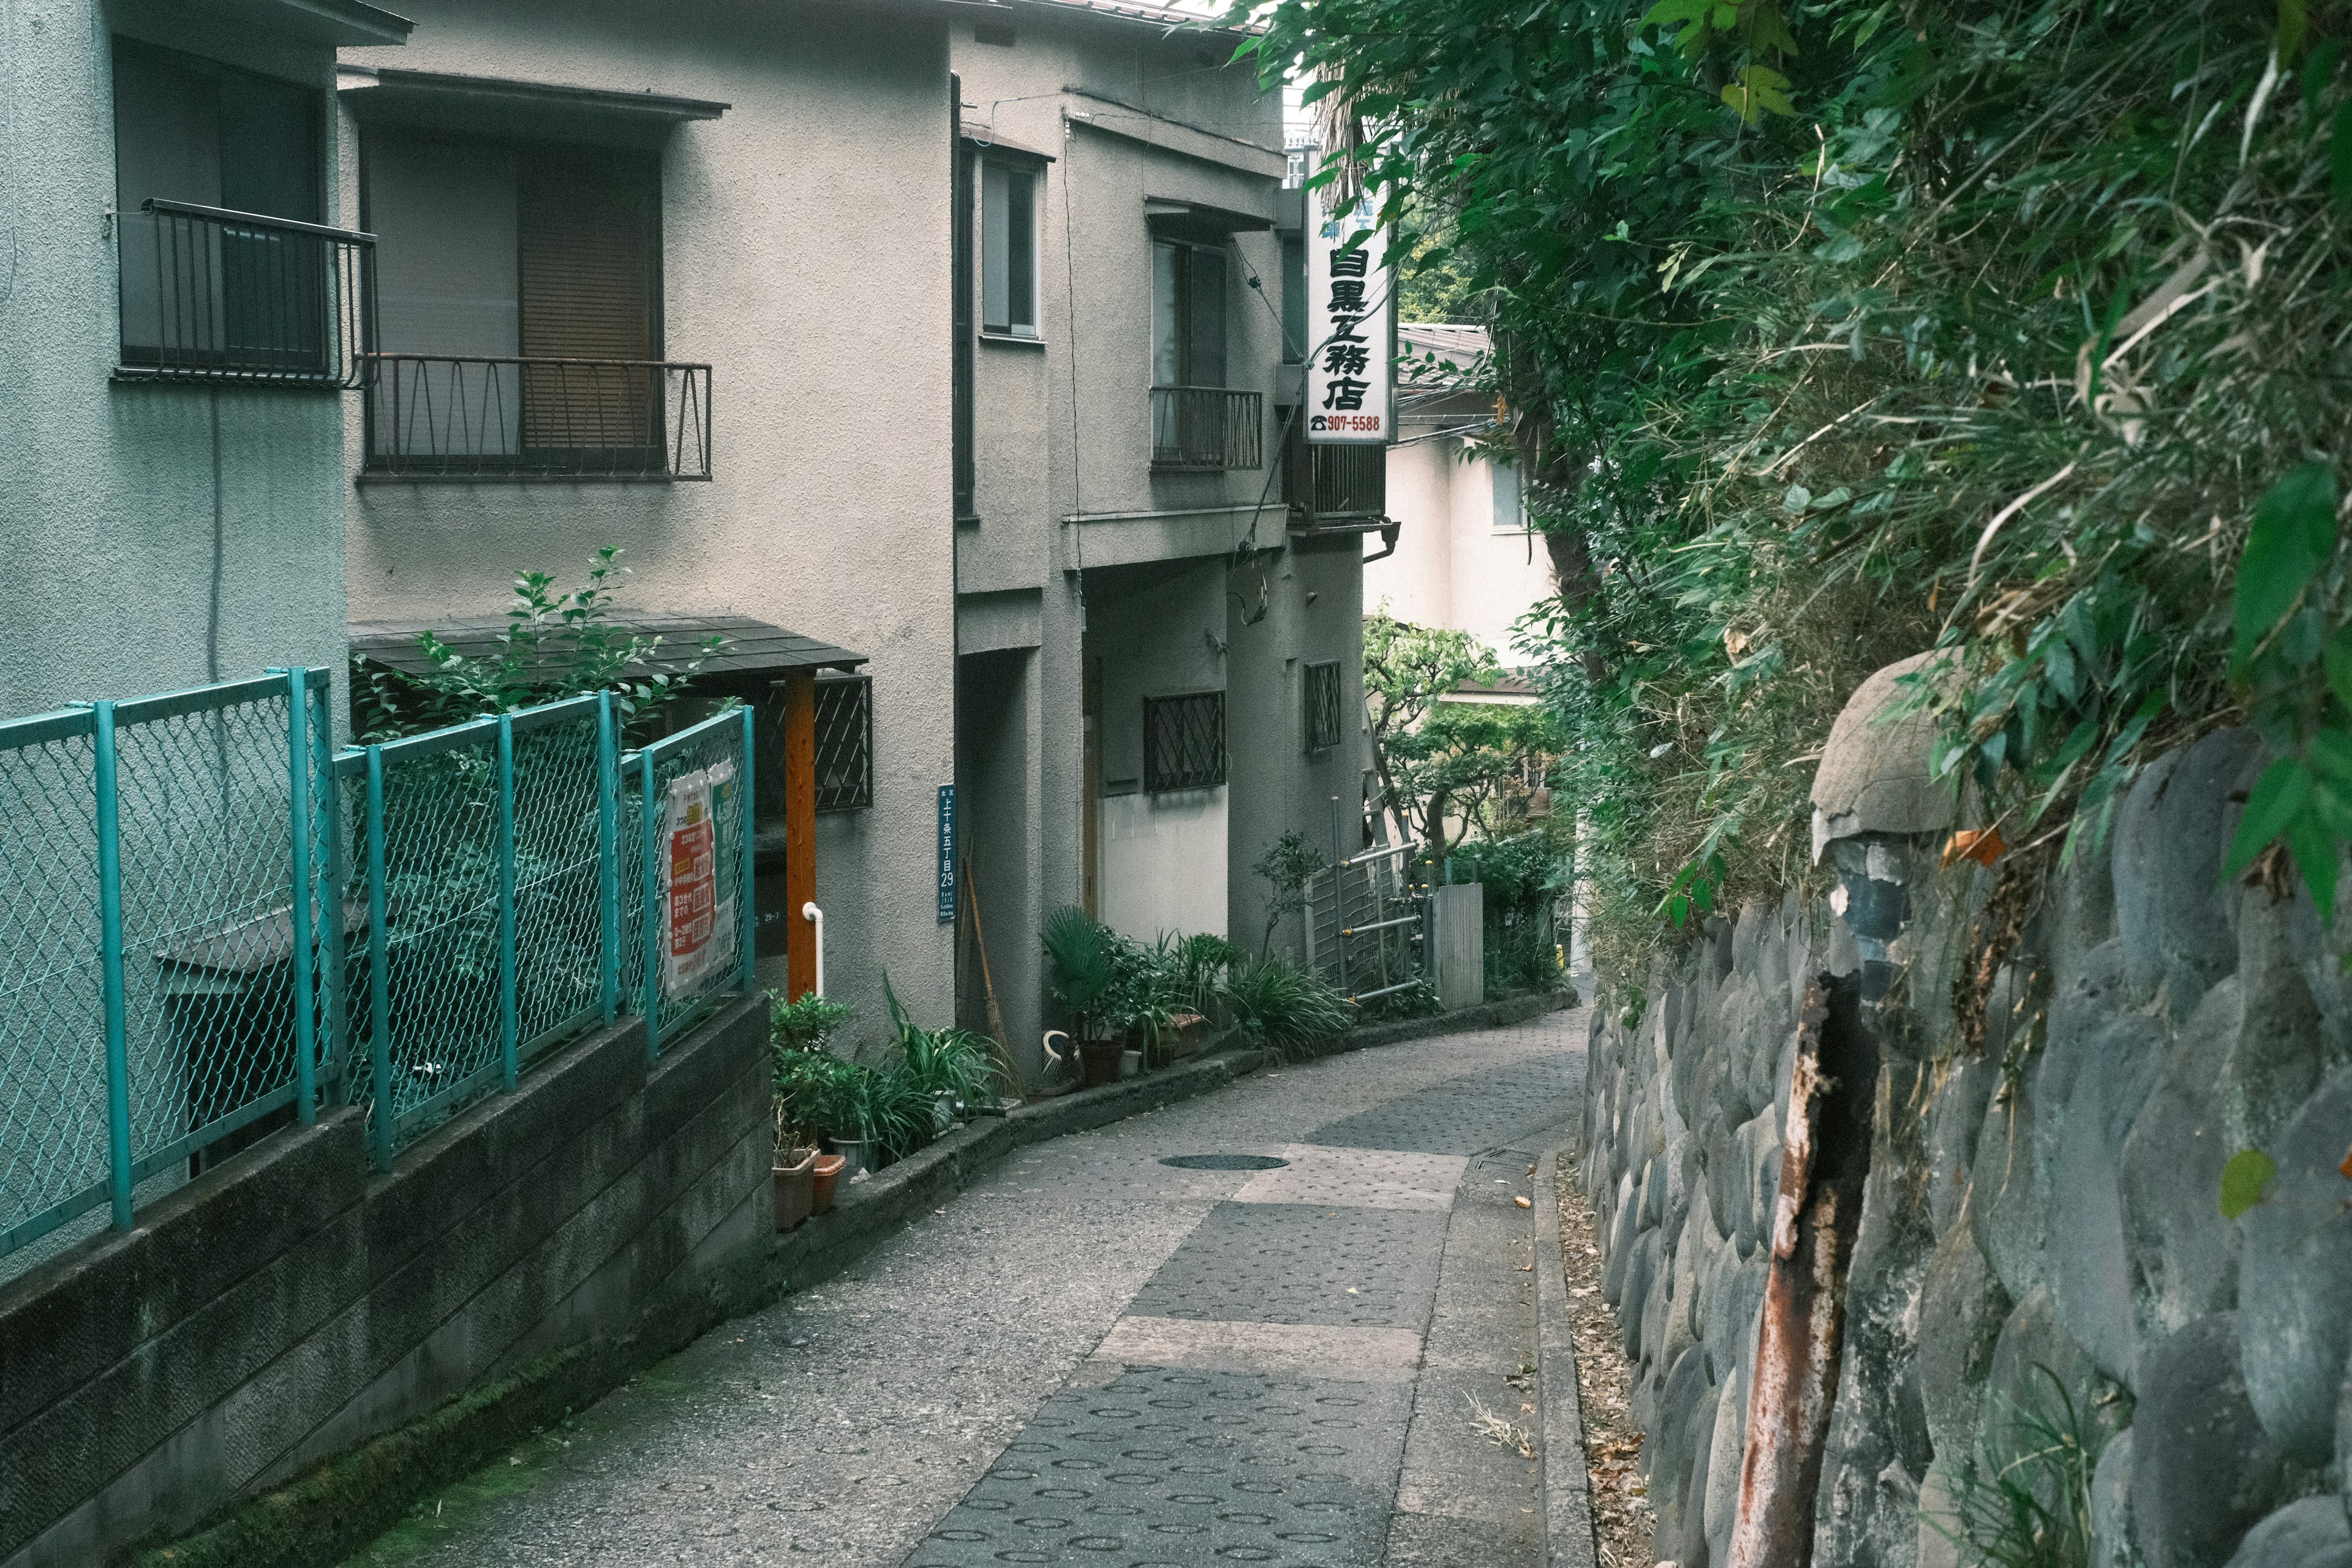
363, 134, 660, 464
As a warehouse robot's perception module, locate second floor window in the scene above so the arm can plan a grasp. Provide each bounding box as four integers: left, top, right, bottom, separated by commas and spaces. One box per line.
363, 134, 661, 466
981, 161, 1038, 337
1152, 239, 1227, 389
113, 40, 330, 376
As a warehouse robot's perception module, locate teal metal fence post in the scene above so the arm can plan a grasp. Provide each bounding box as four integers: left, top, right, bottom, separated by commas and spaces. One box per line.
309, 680, 349, 1099
365, 745, 394, 1172
283, 668, 317, 1126
92, 701, 134, 1232
497, 714, 518, 1091
598, 693, 619, 1023
737, 705, 756, 997
639, 751, 661, 1065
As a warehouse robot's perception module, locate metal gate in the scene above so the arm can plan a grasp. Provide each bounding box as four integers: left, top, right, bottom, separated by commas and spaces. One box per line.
1302, 841, 1428, 1003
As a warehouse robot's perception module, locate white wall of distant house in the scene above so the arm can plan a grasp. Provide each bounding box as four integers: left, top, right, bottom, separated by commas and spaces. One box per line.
1373, 426, 1555, 660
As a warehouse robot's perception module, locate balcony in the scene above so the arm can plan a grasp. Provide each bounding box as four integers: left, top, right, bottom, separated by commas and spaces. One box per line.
360, 356, 714, 481
116, 200, 375, 387
1150, 386, 1264, 472
1281, 418, 1390, 533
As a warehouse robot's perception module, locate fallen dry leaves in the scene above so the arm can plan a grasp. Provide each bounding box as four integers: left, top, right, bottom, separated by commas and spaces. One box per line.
1556, 1152, 1655, 1568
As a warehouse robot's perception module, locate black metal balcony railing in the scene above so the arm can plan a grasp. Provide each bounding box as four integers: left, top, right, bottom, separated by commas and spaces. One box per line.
1150, 386, 1264, 472
116, 199, 375, 387
361, 356, 714, 481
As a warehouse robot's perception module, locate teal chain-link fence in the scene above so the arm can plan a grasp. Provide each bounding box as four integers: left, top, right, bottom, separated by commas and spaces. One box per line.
0, 672, 755, 1262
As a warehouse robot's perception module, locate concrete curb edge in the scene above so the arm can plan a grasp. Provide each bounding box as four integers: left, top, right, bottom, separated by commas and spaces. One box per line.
1536, 1142, 1600, 1568
773, 989, 1566, 1289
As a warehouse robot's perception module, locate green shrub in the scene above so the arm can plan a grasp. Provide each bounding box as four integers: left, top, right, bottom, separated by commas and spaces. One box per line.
770, 992, 853, 1055
882, 974, 1001, 1116
1223, 954, 1355, 1058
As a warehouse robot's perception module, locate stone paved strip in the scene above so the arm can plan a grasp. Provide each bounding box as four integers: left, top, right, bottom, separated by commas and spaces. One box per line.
336, 1009, 1589, 1568
1084, 1319, 1425, 1382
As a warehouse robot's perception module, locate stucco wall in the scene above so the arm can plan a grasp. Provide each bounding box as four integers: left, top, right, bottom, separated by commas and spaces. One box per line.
1581, 728, 2352, 1568
337, 0, 956, 1039
0, 0, 355, 720
1371, 395, 1555, 660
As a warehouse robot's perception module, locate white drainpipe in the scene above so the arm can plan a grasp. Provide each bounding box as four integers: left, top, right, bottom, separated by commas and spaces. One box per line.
801, 902, 825, 997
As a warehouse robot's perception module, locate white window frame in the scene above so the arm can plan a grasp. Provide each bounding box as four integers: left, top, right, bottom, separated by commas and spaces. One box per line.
1491, 457, 1528, 533
980, 156, 1042, 341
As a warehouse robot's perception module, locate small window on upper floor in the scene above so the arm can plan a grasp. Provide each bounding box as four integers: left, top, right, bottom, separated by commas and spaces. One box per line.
1152, 239, 1227, 389
981, 161, 1039, 338
1493, 458, 1526, 532
113, 39, 339, 380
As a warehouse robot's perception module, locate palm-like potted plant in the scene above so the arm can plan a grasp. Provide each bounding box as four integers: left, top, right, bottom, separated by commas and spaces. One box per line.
1042, 906, 1127, 1086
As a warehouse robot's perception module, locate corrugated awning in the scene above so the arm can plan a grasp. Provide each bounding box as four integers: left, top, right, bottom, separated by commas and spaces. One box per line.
339, 66, 728, 149
350, 613, 865, 682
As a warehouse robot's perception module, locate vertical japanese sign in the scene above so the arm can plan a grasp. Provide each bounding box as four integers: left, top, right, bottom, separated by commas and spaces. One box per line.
1305, 164, 1392, 445
937, 784, 958, 924
663, 757, 737, 998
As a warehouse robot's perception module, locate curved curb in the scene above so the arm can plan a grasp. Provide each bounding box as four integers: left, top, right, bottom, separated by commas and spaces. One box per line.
1536, 1143, 1601, 1568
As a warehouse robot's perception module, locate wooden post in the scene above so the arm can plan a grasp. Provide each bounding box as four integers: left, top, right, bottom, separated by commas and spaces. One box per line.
784, 669, 818, 1000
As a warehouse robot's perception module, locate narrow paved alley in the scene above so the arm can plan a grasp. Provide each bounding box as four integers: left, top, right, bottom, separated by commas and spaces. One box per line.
342, 1011, 1589, 1568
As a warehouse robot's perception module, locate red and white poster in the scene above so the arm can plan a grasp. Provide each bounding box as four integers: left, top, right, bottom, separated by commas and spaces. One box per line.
663, 757, 736, 998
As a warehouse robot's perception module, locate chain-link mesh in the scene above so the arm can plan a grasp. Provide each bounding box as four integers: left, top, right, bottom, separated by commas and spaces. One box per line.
0, 718, 103, 1253
633, 710, 748, 1049
114, 682, 307, 1181
510, 711, 605, 1061
349, 699, 610, 1150
2, 674, 752, 1253
0, 673, 337, 1261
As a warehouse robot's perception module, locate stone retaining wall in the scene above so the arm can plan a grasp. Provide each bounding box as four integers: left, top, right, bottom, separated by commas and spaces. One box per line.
1580, 728, 2352, 1568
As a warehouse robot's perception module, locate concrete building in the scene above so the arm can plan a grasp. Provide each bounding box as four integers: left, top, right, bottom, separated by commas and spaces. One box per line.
949, 0, 1378, 1069
332, 0, 959, 1036
0, 0, 410, 716
1371, 323, 1555, 662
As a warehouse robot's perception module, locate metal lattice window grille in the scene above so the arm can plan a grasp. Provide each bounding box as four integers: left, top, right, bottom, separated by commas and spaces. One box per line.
1303, 660, 1343, 752
1144, 691, 1227, 793
814, 676, 873, 812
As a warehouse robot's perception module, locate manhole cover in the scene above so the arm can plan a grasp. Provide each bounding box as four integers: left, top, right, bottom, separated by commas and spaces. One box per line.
1158, 1154, 1289, 1170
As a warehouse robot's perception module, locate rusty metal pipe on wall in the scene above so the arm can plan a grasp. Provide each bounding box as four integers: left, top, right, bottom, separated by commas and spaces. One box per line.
1725, 970, 1879, 1568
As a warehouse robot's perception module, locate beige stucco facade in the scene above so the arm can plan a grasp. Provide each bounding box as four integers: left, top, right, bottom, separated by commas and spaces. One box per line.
951, 2, 1368, 1068
336, 0, 957, 1037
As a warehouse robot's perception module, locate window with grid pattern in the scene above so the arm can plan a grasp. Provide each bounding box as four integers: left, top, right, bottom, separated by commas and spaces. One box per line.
1303, 660, 1343, 752
814, 675, 873, 812
1144, 690, 1226, 793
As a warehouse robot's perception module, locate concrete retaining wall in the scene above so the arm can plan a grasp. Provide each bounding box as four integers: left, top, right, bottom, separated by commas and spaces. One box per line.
0, 996, 769, 1568
1581, 729, 2352, 1568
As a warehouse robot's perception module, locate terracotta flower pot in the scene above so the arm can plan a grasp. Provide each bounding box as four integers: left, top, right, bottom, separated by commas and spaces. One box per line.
811, 1153, 847, 1215
772, 1147, 818, 1232
1079, 1041, 1123, 1087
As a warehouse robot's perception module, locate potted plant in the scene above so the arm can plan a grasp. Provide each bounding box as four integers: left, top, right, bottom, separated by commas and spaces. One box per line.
811, 1152, 847, 1213
1042, 907, 1126, 1086
773, 1138, 818, 1231
770, 993, 856, 1231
